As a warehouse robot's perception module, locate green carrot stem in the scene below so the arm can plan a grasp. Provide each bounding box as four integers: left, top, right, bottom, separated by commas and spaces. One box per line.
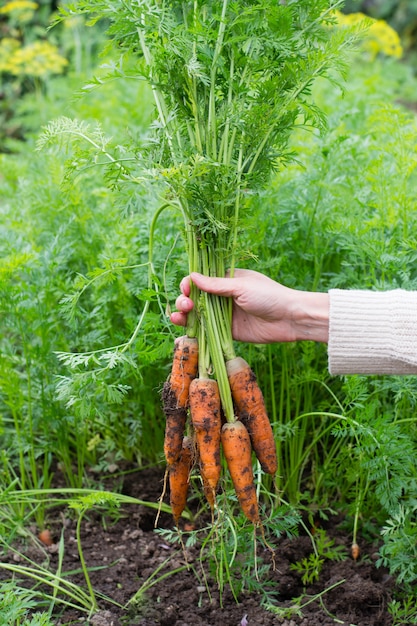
193, 244, 234, 421
211, 295, 235, 361
184, 207, 200, 338
208, 0, 229, 159
204, 292, 235, 422
136, 26, 180, 166
197, 315, 210, 379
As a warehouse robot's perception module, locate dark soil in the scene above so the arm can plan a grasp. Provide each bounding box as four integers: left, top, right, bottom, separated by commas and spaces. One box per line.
2, 466, 397, 626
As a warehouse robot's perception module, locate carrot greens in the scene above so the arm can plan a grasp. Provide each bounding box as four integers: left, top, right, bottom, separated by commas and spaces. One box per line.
118, 0, 353, 417
56, 0, 358, 518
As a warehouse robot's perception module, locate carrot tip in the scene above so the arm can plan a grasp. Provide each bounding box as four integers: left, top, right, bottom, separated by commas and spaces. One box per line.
351, 542, 360, 561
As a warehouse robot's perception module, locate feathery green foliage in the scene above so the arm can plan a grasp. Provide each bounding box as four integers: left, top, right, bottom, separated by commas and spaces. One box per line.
51, 0, 360, 425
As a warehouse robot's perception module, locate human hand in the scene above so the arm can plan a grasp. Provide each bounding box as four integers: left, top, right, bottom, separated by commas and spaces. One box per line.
170, 269, 329, 344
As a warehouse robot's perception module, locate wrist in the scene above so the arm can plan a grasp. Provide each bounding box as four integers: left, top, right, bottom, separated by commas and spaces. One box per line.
292, 291, 329, 343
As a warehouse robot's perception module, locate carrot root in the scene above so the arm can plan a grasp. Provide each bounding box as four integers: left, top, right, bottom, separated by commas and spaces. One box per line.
169, 336, 199, 409
162, 336, 198, 466
162, 382, 187, 466
351, 542, 360, 561
169, 436, 194, 525
221, 420, 260, 525
189, 378, 222, 509
227, 357, 277, 475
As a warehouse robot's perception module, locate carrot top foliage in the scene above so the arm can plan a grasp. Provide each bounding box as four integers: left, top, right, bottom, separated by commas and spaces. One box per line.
60, 0, 356, 236
56, 0, 358, 424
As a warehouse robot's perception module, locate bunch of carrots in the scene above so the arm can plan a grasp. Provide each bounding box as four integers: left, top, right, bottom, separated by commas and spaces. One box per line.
56, 0, 356, 527
147, 0, 354, 526
120, 0, 352, 523
163, 334, 277, 525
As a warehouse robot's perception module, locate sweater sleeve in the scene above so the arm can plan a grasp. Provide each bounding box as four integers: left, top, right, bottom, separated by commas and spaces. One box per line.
328, 289, 417, 375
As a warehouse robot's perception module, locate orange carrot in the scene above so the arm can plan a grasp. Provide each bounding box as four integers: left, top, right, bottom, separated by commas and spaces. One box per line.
38, 529, 53, 546
189, 377, 222, 508
226, 356, 277, 476
162, 400, 187, 466
169, 336, 199, 409
351, 542, 360, 561
221, 420, 260, 524
169, 436, 194, 524
162, 336, 198, 465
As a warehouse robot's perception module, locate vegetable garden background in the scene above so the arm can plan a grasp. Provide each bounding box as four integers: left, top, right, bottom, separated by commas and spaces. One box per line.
1, 1, 417, 624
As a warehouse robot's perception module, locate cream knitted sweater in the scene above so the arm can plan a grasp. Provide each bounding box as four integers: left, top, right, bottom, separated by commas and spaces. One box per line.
328, 289, 417, 375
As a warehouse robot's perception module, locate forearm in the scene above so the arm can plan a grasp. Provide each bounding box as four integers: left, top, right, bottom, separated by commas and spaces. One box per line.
291, 291, 330, 343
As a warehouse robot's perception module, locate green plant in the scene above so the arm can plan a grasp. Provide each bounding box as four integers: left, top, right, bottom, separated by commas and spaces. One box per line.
231, 55, 417, 592
388, 593, 417, 626
0, 581, 55, 626
66, 488, 182, 612
127, 556, 190, 608
290, 528, 348, 586
68, 491, 124, 611
378, 503, 417, 585
0, 66, 168, 492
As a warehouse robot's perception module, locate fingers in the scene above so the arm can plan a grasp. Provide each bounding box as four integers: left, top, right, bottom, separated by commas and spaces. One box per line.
171, 293, 194, 327
190, 272, 240, 297
179, 275, 191, 297
175, 294, 194, 313
172, 269, 256, 328
170, 311, 188, 327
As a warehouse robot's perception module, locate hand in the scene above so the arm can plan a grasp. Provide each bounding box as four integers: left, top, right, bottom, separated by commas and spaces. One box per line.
170, 269, 329, 344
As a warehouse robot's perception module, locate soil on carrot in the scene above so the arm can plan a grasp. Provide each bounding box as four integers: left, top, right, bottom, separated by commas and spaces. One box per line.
3, 466, 397, 626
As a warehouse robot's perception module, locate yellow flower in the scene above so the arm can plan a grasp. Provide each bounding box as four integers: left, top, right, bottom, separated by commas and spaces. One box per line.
6, 40, 68, 78
0, 37, 21, 73
0, 0, 38, 23
333, 10, 368, 27
367, 19, 403, 59
0, 1, 38, 14
332, 10, 403, 60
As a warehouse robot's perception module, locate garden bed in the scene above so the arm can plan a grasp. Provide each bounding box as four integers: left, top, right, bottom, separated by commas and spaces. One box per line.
2, 466, 395, 625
